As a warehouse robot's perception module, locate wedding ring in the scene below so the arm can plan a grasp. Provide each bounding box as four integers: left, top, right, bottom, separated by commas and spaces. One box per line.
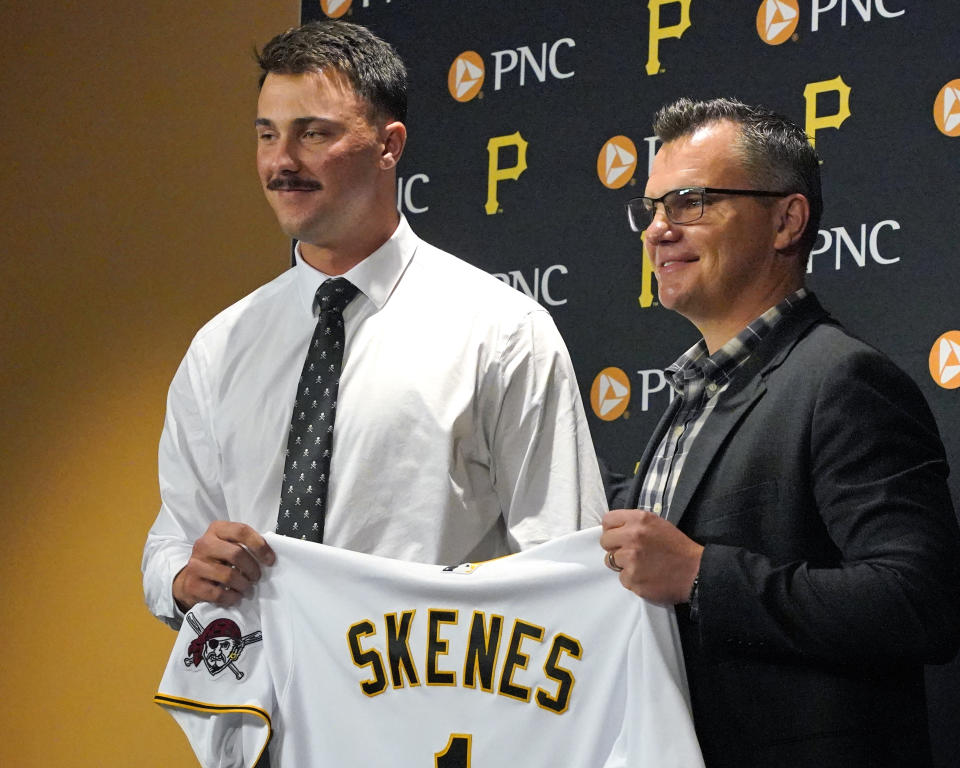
606, 550, 623, 572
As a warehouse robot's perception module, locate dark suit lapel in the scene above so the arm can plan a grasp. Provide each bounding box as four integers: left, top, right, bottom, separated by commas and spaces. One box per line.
664, 375, 766, 525
661, 294, 832, 526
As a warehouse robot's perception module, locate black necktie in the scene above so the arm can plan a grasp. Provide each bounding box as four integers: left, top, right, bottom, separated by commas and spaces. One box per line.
276, 277, 359, 541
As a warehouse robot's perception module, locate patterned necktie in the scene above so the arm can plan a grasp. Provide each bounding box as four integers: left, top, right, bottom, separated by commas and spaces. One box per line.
276, 277, 360, 541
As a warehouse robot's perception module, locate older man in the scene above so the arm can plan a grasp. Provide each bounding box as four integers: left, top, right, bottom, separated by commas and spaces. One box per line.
601, 97, 960, 768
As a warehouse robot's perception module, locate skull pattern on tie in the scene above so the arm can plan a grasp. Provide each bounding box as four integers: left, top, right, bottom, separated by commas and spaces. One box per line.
276, 277, 360, 542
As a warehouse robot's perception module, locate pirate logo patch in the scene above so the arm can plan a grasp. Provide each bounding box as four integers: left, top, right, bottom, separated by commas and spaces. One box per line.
183, 612, 262, 680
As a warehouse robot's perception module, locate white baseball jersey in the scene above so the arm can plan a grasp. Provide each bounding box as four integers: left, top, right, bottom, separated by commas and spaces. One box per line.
155, 527, 704, 767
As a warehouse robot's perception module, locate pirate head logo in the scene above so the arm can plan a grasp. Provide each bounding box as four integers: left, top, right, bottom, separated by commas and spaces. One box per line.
183, 613, 262, 680
191, 618, 241, 675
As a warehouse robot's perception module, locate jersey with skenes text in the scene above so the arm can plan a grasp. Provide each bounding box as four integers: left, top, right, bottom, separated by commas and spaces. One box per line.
155, 527, 704, 767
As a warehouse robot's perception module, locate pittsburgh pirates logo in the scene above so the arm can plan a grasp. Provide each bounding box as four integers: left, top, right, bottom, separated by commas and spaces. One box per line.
183, 613, 262, 680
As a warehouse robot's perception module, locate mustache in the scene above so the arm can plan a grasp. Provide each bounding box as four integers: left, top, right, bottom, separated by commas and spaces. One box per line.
267, 176, 323, 191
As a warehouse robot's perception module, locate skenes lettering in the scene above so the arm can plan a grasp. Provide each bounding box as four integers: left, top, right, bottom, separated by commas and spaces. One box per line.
346, 609, 582, 714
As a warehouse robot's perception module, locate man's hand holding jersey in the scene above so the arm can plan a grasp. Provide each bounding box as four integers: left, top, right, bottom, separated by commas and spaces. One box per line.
172, 521, 276, 611
600, 508, 703, 605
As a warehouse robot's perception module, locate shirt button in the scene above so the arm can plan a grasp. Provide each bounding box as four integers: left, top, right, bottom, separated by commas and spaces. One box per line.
673, 425, 685, 438
653, 502, 663, 515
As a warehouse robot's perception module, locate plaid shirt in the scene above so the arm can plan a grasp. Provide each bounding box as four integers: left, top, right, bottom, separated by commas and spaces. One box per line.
637, 289, 808, 518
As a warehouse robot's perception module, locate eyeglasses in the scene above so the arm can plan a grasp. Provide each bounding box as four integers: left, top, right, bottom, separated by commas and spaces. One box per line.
625, 187, 791, 231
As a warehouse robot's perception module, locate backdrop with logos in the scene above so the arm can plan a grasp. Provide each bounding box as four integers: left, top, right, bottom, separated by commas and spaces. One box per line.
301, 0, 959, 763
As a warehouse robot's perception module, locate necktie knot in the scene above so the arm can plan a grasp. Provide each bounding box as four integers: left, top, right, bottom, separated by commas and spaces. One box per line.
315, 277, 360, 316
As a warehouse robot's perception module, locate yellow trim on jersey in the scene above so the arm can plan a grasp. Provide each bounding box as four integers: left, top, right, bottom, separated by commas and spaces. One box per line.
443, 550, 514, 574
153, 693, 272, 766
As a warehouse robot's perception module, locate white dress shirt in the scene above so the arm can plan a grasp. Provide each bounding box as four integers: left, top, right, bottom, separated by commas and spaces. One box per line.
143, 217, 605, 626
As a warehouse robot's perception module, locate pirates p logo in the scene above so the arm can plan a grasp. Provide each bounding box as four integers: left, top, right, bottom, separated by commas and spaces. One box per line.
184, 614, 263, 680
930, 331, 960, 389
320, 0, 352, 19
448, 51, 485, 102
756, 0, 799, 45
597, 136, 638, 190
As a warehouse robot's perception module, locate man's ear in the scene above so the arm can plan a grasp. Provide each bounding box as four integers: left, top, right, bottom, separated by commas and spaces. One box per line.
774, 193, 810, 252
380, 121, 407, 170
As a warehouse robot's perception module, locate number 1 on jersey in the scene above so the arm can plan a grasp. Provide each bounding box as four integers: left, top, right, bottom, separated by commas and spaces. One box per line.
435, 733, 472, 767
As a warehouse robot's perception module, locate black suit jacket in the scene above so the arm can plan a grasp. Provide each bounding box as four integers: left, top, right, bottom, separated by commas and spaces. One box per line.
622, 294, 960, 768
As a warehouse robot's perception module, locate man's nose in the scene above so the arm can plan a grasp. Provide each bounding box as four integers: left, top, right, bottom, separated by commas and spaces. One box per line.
270, 136, 300, 173
644, 205, 675, 246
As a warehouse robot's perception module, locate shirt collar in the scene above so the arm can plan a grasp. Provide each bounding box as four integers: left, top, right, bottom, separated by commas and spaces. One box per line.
293, 215, 419, 317
666, 287, 809, 392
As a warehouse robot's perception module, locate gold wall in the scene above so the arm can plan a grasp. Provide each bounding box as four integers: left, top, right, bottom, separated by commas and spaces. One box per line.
0, 2, 297, 764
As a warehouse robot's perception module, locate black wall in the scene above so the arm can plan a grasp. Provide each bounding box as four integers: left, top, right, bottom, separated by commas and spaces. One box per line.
302, 2, 960, 763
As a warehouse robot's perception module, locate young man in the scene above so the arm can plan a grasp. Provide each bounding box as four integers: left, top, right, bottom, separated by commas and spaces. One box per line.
601, 97, 960, 767
143, 21, 604, 627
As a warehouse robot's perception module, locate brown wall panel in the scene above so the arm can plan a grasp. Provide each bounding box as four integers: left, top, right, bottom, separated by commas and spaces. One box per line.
0, 2, 298, 765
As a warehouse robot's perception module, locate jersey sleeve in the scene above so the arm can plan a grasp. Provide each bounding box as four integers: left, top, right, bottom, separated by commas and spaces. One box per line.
154, 597, 274, 768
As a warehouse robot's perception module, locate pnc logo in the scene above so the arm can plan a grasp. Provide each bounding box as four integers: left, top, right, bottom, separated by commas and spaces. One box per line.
448, 51, 485, 102
397, 173, 429, 215
449, 39, 575, 102
320, 0, 352, 18
756, 0, 800, 45
492, 265, 568, 307
934, 80, 960, 137
597, 136, 638, 190
807, 219, 900, 272
930, 331, 960, 390
756, 1, 906, 41
591, 368, 631, 421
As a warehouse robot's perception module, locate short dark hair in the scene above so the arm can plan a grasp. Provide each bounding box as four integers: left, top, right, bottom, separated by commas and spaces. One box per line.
653, 97, 822, 257
257, 20, 407, 123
